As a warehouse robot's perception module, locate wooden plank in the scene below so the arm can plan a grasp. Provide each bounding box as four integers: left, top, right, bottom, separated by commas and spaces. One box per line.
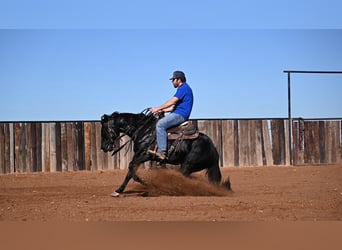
233, 120, 239, 166
7, 123, 12, 173
55, 123, 62, 171
95, 122, 105, 170
271, 120, 285, 165
262, 120, 273, 166
249, 120, 257, 166
303, 121, 310, 164
304, 121, 312, 164
239, 120, 250, 166
42, 123, 50, 172
213, 120, 222, 156
70, 122, 78, 171
14, 123, 22, 173
292, 121, 299, 165
221, 120, 234, 167
24, 123, 32, 172
218, 120, 223, 166
284, 120, 290, 166
21, 123, 28, 173
319, 121, 326, 164
75, 122, 84, 171
66, 123, 74, 171
328, 121, 335, 163
4, 123, 13, 173
50, 123, 57, 172
331, 121, 339, 163
292, 119, 305, 165
29, 123, 38, 172
41, 123, 45, 172
33, 122, 41, 172
23, 123, 31, 172
9, 123, 15, 173
60, 123, 68, 171
325, 121, 332, 163
35, 123, 42, 172
1, 123, 13, 173
3, 123, 10, 173
312, 121, 320, 164
0, 123, 5, 173
90, 122, 98, 170
84, 122, 91, 171
298, 119, 305, 165
30, 123, 38, 172
304, 121, 320, 164
255, 120, 263, 166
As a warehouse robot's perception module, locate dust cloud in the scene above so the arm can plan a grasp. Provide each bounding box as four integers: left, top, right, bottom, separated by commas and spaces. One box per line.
130, 168, 232, 197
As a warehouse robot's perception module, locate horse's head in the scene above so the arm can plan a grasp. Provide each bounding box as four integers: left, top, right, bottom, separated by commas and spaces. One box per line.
100, 113, 120, 152
101, 110, 157, 153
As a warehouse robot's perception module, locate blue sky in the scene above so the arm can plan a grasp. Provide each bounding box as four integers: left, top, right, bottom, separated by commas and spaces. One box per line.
1, 0, 342, 121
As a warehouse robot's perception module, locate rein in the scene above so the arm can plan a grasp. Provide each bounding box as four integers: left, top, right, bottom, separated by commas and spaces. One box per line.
110, 134, 128, 156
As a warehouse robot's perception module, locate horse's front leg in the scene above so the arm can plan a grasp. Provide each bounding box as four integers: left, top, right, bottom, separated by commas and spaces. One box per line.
112, 161, 145, 197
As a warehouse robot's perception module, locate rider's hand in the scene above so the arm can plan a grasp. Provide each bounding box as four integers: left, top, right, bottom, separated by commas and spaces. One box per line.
150, 107, 161, 114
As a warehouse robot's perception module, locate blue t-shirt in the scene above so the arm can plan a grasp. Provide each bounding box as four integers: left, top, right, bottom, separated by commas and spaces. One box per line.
173, 82, 193, 120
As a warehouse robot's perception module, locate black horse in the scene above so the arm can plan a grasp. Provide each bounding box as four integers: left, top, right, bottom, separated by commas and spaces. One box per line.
101, 110, 230, 196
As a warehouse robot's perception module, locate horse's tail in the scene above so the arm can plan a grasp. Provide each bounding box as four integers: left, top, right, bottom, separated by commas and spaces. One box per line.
206, 164, 231, 190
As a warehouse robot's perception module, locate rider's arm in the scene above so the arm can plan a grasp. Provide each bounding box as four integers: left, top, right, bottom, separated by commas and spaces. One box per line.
162, 105, 175, 113
151, 97, 178, 114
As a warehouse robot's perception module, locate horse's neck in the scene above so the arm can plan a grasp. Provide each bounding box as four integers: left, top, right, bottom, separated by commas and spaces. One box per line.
120, 113, 155, 140
119, 113, 145, 137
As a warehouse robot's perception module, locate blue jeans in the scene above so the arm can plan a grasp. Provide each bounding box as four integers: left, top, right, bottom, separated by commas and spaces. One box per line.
156, 113, 185, 152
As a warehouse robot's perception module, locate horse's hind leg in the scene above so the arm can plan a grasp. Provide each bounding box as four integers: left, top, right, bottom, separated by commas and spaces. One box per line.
179, 160, 194, 177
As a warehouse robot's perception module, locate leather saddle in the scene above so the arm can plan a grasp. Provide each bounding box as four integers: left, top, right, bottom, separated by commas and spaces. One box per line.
167, 121, 199, 140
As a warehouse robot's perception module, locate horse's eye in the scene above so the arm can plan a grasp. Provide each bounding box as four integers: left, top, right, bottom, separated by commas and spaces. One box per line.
101, 115, 108, 122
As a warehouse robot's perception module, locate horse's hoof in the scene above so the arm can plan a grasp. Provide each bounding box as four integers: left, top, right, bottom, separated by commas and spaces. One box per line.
111, 191, 120, 197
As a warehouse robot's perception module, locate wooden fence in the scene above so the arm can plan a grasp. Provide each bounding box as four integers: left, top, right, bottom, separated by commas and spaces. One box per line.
0, 119, 341, 173
292, 119, 342, 165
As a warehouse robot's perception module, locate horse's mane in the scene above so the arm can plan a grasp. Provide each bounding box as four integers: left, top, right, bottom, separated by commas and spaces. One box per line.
110, 108, 155, 123
109, 108, 157, 156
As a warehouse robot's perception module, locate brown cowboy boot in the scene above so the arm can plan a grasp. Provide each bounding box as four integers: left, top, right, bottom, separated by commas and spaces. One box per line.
147, 150, 167, 160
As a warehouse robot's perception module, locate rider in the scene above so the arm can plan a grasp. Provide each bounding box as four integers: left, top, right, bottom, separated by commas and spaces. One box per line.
148, 71, 194, 160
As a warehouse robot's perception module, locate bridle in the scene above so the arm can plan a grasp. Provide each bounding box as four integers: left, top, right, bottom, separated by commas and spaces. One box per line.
103, 108, 158, 156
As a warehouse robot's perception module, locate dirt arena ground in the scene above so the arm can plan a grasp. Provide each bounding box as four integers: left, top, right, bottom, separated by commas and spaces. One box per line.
0, 164, 341, 222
